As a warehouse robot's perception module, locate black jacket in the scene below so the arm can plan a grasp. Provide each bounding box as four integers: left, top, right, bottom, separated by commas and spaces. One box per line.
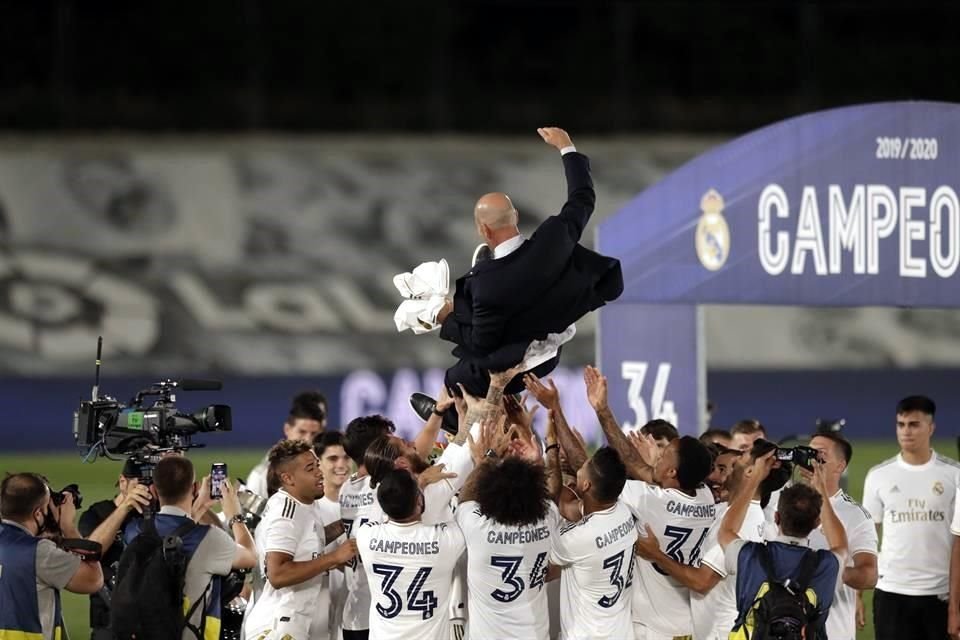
439, 151, 623, 372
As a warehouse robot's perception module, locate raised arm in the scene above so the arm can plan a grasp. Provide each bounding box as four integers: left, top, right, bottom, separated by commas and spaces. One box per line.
544, 409, 563, 501
720, 452, 773, 549
812, 461, 848, 559
85, 484, 151, 555
583, 366, 654, 482
452, 365, 522, 445
537, 127, 595, 240
524, 373, 587, 471
414, 386, 454, 460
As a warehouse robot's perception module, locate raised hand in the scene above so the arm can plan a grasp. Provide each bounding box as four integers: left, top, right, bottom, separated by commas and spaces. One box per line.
583, 366, 609, 411
504, 394, 540, 432
468, 416, 502, 464
119, 484, 152, 515
435, 386, 456, 413
628, 430, 660, 468
537, 127, 574, 150
523, 373, 560, 410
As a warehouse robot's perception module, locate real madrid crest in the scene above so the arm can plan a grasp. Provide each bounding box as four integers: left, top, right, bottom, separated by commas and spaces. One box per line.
934, 481, 945, 496
695, 188, 731, 271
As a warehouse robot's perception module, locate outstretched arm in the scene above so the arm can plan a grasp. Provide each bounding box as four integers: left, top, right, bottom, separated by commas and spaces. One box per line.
583, 366, 654, 482
524, 373, 587, 472
544, 409, 563, 502
414, 386, 454, 460
537, 127, 595, 241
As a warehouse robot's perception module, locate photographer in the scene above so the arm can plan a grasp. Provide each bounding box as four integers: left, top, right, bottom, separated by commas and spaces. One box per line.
118, 456, 257, 640
77, 459, 151, 639
719, 452, 846, 640
0, 473, 104, 640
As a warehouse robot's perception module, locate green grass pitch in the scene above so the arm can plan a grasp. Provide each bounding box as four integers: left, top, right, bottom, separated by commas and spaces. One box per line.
2, 439, 952, 640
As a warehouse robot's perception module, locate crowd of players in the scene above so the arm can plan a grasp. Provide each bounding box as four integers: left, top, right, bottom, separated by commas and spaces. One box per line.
2, 377, 959, 640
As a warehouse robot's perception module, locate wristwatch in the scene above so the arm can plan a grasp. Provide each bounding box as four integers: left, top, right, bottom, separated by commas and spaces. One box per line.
229, 514, 245, 526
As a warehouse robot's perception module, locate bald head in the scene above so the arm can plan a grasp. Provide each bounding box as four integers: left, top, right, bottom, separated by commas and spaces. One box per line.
475, 193, 518, 229
474, 192, 520, 249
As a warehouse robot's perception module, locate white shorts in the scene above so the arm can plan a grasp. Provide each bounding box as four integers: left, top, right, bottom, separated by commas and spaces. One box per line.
632, 623, 692, 640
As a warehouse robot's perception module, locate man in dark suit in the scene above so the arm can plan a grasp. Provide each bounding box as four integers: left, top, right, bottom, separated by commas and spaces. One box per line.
413, 127, 622, 427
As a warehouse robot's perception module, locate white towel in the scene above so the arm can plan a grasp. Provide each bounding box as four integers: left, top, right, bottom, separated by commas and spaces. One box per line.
393, 259, 449, 300
394, 259, 450, 333
394, 295, 448, 334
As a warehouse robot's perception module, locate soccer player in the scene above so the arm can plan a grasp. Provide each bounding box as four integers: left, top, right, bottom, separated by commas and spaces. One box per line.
247, 391, 327, 498
703, 442, 742, 503
339, 415, 398, 640
863, 395, 959, 640
548, 446, 637, 640
729, 420, 766, 452
579, 365, 715, 640
357, 469, 466, 640
245, 440, 357, 640
314, 431, 352, 640
635, 446, 768, 640
802, 432, 878, 640
720, 453, 845, 640
455, 452, 560, 639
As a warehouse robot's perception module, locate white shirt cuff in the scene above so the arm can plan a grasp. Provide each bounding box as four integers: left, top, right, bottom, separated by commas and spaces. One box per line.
560, 145, 577, 155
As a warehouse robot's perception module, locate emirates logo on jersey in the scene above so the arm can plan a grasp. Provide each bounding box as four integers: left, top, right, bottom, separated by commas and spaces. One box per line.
933, 481, 945, 496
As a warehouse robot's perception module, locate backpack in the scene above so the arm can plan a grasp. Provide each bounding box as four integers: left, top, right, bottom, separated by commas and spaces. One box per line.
734, 544, 823, 640
110, 517, 211, 640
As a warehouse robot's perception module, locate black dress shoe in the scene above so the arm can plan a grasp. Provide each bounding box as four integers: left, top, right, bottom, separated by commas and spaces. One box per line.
410, 392, 437, 422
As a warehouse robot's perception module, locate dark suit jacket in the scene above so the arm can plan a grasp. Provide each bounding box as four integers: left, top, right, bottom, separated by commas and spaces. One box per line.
439, 151, 623, 372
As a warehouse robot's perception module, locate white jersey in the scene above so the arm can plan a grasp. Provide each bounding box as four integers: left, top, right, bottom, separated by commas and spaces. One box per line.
863, 451, 959, 596
455, 500, 561, 640
620, 481, 717, 637
339, 473, 378, 631
314, 496, 345, 640
356, 519, 466, 640
363, 442, 476, 527
692, 501, 766, 640
548, 502, 637, 640
808, 490, 878, 640
245, 490, 326, 637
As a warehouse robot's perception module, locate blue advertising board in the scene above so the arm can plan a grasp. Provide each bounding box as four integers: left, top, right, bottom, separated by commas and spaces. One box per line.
598, 304, 703, 434
598, 102, 960, 433
600, 102, 960, 306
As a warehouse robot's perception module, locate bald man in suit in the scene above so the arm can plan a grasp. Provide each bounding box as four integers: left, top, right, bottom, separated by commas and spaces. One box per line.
413, 127, 623, 428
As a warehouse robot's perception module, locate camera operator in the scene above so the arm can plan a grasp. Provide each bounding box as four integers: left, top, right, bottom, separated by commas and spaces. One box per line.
0, 473, 104, 640
246, 391, 327, 499
120, 456, 257, 640
801, 432, 878, 640
77, 459, 150, 639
